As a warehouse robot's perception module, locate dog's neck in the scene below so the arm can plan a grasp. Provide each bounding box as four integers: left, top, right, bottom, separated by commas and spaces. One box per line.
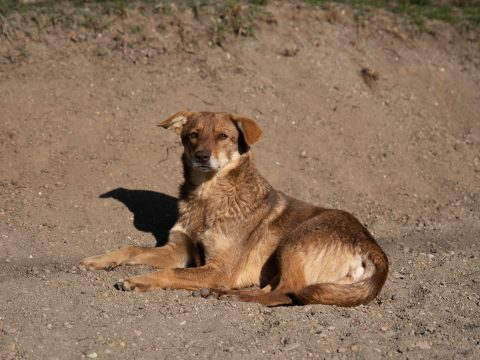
180, 152, 269, 200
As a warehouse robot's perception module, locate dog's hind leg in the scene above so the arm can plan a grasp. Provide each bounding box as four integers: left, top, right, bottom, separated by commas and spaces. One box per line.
233, 290, 294, 306
80, 232, 193, 270
211, 285, 272, 299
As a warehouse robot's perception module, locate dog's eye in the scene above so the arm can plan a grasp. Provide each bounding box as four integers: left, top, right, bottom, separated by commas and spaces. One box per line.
189, 132, 198, 140
218, 133, 228, 140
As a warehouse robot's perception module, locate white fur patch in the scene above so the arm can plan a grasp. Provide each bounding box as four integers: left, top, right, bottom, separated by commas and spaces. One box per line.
209, 150, 240, 171
350, 256, 365, 281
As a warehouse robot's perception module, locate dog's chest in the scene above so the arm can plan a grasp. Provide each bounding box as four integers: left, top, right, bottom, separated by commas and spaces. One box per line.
179, 194, 245, 258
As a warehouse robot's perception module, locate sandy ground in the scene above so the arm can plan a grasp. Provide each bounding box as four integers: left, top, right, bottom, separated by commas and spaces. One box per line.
1, 2, 479, 359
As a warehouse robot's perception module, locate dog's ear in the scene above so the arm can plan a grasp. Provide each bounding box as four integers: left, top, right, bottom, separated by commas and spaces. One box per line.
158, 111, 193, 134
230, 114, 262, 146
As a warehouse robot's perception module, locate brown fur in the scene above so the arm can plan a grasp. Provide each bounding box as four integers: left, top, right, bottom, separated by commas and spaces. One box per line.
80, 111, 388, 307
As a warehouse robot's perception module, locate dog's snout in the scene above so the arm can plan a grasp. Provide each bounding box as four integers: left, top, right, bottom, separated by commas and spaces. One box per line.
195, 150, 211, 163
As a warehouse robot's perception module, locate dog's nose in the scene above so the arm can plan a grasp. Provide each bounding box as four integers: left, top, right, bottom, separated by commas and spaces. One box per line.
195, 150, 211, 163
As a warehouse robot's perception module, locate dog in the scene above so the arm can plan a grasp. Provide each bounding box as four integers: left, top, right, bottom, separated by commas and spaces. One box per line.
80, 111, 388, 307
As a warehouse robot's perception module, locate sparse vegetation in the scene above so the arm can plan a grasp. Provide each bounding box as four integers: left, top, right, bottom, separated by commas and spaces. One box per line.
0, 0, 479, 37
305, 0, 480, 27
212, 0, 266, 43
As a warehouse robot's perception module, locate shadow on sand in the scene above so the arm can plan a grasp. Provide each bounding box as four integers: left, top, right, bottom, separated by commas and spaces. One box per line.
100, 187, 178, 246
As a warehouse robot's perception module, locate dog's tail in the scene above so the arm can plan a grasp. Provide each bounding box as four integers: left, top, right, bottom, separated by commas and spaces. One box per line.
292, 246, 388, 307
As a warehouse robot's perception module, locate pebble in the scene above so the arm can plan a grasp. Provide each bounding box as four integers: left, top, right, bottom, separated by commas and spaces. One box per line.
87, 352, 97, 359
200, 288, 210, 298
300, 150, 307, 158
4, 326, 17, 334
46, 323, 53, 329
351, 344, 359, 352
192, 290, 201, 297
281, 47, 299, 57
416, 341, 431, 350
285, 343, 300, 351
391, 292, 400, 300
392, 271, 404, 279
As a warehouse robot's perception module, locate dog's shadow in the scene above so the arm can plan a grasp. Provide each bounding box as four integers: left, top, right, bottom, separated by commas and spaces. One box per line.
100, 188, 178, 247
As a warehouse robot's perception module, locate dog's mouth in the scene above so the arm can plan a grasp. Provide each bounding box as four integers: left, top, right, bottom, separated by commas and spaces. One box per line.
192, 161, 215, 172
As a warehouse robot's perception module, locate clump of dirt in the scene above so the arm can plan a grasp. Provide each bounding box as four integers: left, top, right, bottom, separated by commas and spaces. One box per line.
1, 1, 479, 359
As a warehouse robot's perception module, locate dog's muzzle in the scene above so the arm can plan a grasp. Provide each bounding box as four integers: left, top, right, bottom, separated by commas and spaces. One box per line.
192, 150, 213, 171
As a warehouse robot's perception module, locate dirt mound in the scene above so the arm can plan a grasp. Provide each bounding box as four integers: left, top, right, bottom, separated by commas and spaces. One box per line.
1, 2, 479, 359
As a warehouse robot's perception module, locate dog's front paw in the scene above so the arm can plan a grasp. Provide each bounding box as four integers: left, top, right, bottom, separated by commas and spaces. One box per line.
115, 277, 152, 292
79, 255, 118, 271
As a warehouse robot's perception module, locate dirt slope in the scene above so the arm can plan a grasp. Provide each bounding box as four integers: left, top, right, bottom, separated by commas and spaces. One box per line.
1, 2, 479, 359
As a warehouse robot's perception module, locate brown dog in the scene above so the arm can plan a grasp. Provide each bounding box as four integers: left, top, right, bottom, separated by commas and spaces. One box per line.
80, 111, 388, 307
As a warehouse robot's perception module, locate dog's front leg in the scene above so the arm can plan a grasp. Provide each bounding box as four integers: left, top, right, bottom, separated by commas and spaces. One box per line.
80, 231, 193, 270
116, 264, 228, 292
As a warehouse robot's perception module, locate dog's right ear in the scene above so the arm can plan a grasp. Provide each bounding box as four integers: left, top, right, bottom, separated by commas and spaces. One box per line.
230, 114, 262, 147
158, 111, 193, 134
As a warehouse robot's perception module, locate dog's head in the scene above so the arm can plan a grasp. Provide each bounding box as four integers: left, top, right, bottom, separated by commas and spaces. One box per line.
159, 111, 262, 173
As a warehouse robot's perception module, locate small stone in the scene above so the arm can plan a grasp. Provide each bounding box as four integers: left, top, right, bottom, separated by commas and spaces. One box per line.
285, 343, 300, 352
416, 341, 431, 350
46, 323, 53, 329
351, 344, 359, 352
105, 349, 112, 355
4, 327, 17, 334
300, 150, 307, 158
391, 292, 400, 300
280, 336, 290, 345
192, 290, 201, 297
281, 47, 299, 57
87, 353, 97, 359
199, 288, 210, 298
392, 271, 404, 279
180, 320, 187, 326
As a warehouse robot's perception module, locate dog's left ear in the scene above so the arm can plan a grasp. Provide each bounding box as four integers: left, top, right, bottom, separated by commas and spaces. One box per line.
158, 111, 194, 134
230, 114, 262, 146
